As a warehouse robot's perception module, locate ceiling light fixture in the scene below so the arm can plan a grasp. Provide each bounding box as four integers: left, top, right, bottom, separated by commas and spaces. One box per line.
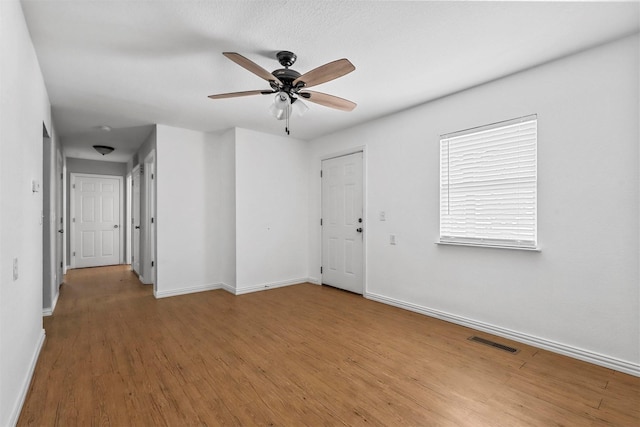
268, 91, 308, 135
93, 145, 115, 155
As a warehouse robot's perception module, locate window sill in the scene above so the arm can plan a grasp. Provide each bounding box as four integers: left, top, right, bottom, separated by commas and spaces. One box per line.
436, 241, 541, 252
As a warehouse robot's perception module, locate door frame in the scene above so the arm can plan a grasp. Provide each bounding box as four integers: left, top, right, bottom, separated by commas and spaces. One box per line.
144, 151, 157, 293
131, 165, 141, 275
69, 173, 125, 269
319, 146, 367, 295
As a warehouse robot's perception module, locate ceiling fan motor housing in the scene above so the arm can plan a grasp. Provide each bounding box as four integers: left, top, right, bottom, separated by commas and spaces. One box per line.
271, 68, 302, 95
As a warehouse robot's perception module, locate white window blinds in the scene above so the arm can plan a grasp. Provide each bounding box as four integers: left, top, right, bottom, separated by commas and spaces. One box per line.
440, 115, 537, 249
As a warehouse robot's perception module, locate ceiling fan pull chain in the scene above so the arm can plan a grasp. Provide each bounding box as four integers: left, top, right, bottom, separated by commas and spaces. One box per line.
286, 102, 290, 135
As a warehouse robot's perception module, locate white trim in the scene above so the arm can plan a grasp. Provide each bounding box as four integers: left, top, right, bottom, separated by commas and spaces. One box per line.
436, 241, 542, 252
42, 291, 59, 317
220, 282, 236, 294
307, 276, 321, 285
8, 329, 46, 426
154, 283, 222, 299
233, 278, 307, 295
366, 292, 640, 377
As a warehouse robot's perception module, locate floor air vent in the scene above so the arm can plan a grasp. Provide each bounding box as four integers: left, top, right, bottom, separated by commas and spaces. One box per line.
468, 336, 519, 354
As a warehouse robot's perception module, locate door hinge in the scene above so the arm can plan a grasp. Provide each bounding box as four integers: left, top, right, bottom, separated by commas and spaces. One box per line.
60, 261, 63, 268
151, 261, 154, 267
320, 266, 323, 274
60, 173, 63, 180
151, 173, 154, 180
73, 251, 76, 257
72, 183, 76, 189
320, 170, 323, 178
72, 218, 76, 223
151, 217, 154, 224
320, 218, 322, 226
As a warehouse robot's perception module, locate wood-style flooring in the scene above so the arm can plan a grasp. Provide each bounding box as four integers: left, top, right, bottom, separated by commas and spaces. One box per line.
19, 265, 639, 426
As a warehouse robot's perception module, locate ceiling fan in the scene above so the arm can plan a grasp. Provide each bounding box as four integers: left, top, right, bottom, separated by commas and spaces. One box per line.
208, 51, 356, 134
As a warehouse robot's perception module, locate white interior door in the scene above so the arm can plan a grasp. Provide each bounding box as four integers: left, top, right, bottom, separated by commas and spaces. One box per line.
321, 152, 364, 294
72, 174, 122, 268
132, 166, 141, 274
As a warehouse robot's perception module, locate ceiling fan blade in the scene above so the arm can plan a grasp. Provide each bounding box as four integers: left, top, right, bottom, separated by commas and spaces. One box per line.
208, 90, 273, 99
299, 90, 356, 111
223, 52, 282, 84
293, 59, 355, 88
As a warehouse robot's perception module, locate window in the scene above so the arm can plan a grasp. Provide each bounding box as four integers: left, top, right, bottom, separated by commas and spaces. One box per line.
439, 115, 537, 249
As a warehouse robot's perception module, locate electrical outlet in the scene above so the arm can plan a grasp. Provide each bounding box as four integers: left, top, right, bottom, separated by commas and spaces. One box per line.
390, 234, 397, 245
13, 258, 18, 281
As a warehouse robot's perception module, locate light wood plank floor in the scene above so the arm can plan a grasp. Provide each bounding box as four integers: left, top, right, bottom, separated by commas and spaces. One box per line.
19, 265, 639, 426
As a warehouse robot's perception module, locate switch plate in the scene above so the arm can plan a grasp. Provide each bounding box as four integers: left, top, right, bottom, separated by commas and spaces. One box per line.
390, 234, 397, 245
13, 258, 18, 281
379, 211, 386, 221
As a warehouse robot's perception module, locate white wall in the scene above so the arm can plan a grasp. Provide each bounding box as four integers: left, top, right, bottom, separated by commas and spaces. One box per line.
0, 1, 50, 425
234, 128, 309, 293
217, 128, 236, 290
155, 125, 220, 297
308, 35, 639, 374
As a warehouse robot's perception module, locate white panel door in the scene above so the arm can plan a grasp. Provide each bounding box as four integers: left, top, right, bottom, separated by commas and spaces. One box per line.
55, 149, 64, 284
132, 166, 141, 274
322, 152, 364, 294
73, 175, 121, 268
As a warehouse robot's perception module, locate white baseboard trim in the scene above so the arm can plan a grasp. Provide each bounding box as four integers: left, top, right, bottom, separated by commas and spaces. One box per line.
154, 283, 222, 299
234, 278, 307, 295
366, 292, 640, 377
307, 276, 321, 285
220, 282, 236, 295
8, 329, 46, 426
42, 290, 59, 317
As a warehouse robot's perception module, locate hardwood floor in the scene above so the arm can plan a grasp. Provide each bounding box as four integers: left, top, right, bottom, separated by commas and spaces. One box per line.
19, 265, 639, 426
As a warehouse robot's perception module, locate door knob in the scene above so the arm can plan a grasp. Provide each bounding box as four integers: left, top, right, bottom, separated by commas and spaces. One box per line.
356, 228, 363, 233
114, 225, 119, 229
135, 226, 140, 229
58, 229, 64, 233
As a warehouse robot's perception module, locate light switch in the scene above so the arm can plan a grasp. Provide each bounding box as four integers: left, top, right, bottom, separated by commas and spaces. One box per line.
390, 234, 397, 245
379, 211, 386, 221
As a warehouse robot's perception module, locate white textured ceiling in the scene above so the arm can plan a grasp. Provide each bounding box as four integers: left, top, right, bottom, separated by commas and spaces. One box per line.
21, 0, 640, 162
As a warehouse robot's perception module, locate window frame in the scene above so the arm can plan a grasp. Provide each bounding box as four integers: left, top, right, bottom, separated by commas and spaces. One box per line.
438, 115, 539, 251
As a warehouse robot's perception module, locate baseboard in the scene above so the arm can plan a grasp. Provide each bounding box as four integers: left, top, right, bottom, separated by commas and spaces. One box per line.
42, 291, 58, 317
154, 283, 222, 299
8, 329, 46, 426
307, 276, 321, 285
220, 282, 236, 295
366, 292, 640, 377
234, 278, 307, 295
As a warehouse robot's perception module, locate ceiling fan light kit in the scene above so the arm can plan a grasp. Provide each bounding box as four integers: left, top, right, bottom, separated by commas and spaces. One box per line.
209, 50, 356, 135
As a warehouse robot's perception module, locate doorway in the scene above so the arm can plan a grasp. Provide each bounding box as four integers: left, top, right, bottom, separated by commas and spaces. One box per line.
42, 124, 64, 315
131, 165, 141, 275
321, 151, 364, 294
